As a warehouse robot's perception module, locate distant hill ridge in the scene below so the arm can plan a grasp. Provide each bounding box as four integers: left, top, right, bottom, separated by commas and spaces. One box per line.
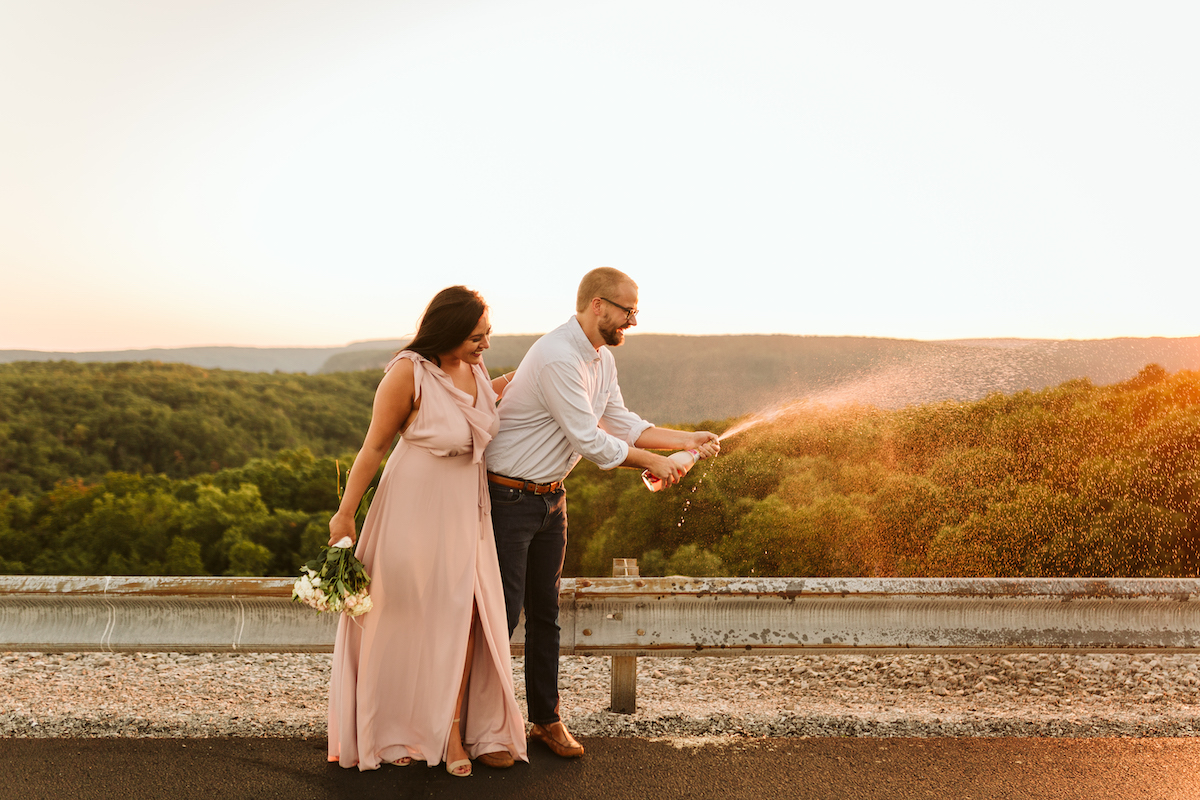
0, 339, 409, 375
6, 335, 1200, 423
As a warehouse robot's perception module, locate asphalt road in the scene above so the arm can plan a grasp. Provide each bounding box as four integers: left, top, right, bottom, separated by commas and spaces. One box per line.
3, 736, 1200, 800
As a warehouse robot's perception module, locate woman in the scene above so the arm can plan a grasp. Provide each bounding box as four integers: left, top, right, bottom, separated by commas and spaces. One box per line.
327, 286, 527, 776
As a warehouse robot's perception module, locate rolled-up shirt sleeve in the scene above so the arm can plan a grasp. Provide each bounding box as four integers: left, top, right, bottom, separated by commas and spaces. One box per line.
539, 360, 632, 471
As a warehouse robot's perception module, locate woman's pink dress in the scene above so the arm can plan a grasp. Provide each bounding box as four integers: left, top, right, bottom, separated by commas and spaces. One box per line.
328, 351, 528, 770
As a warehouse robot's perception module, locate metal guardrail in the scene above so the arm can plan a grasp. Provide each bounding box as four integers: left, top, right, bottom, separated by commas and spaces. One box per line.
6, 575, 1200, 712
0, 576, 335, 653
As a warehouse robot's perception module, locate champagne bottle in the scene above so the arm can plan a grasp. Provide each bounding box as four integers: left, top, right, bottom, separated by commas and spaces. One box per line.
642, 449, 701, 492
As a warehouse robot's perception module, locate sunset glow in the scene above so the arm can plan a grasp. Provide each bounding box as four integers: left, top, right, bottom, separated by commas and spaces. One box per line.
2, 1, 1198, 351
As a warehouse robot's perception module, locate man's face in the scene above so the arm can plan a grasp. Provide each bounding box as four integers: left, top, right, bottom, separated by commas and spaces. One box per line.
598, 283, 638, 347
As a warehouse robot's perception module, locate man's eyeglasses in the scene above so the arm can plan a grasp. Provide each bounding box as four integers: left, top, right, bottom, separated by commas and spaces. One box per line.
600, 297, 638, 324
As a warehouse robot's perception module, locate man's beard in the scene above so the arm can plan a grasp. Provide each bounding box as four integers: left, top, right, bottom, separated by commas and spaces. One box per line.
599, 321, 626, 346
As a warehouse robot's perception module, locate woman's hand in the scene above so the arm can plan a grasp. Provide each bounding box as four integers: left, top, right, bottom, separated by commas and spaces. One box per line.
329, 511, 357, 547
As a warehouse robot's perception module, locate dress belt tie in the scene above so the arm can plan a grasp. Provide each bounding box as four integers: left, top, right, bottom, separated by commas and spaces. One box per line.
477, 460, 490, 537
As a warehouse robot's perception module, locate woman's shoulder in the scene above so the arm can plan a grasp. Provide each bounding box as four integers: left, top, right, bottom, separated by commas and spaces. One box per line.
378, 354, 418, 398
385, 350, 424, 372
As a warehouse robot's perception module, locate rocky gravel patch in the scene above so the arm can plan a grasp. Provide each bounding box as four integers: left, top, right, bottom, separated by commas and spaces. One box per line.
4, 651, 1200, 739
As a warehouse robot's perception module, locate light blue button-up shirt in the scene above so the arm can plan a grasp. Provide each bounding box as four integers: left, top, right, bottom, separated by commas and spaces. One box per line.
485, 316, 653, 484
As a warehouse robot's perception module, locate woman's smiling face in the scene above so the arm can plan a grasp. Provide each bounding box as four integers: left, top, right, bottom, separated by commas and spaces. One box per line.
447, 311, 491, 366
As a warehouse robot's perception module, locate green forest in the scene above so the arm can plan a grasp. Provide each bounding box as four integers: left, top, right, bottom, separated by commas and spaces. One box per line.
1, 360, 1198, 579
0, 361, 379, 496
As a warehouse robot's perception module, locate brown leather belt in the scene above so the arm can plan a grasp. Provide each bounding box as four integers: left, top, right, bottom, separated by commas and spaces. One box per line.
487, 472, 563, 495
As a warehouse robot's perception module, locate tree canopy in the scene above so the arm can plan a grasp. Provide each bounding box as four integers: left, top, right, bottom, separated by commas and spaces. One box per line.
0, 361, 379, 495
3, 361, 1199, 579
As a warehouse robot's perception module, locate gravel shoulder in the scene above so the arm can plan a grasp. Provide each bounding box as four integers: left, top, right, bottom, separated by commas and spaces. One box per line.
5, 651, 1200, 739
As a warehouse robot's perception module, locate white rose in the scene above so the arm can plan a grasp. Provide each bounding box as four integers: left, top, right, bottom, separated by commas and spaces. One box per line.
346, 592, 372, 617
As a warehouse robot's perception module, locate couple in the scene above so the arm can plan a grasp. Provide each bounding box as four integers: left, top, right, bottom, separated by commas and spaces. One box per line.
325, 267, 720, 776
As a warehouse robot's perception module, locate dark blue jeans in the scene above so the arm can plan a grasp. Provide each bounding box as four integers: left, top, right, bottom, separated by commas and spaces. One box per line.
489, 483, 568, 726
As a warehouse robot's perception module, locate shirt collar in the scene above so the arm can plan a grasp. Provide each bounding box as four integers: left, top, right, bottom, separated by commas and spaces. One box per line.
566, 315, 601, 363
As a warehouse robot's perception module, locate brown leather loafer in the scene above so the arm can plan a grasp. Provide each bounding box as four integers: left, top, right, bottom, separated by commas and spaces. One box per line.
528, 722, 584, 758
476, 750, 515, 769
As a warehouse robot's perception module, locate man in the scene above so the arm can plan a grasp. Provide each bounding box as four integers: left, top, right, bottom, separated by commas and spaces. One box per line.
486, 267, 719, 758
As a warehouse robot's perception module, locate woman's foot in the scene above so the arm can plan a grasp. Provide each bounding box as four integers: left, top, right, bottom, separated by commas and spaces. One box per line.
446, 718, 471, 777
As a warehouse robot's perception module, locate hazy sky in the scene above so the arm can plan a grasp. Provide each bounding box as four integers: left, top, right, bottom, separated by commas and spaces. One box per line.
3, 1, 1198, 351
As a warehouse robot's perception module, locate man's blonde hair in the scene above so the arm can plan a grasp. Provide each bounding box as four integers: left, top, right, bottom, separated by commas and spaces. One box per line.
576, 267, 636, 313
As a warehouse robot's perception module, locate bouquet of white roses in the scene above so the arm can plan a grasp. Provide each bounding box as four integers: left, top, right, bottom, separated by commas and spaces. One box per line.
293, 536, 373, 616
293, 459, 375, 616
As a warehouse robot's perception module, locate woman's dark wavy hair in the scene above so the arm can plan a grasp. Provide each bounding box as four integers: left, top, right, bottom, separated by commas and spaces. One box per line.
402, 286, 488, 367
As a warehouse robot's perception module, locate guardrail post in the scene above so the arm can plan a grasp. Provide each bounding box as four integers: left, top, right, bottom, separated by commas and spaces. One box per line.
610, 558, 638, 714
